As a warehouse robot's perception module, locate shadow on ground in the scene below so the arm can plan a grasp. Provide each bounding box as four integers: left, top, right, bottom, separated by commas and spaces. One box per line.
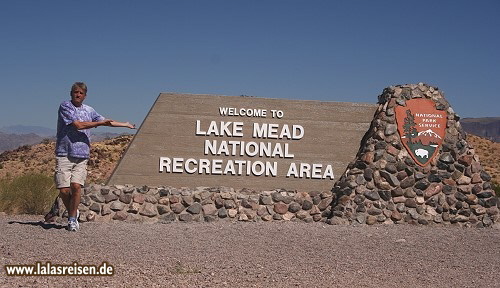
8, 220, 66, 230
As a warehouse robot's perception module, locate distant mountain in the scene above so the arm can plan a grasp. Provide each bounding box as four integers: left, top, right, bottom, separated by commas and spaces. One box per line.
0, 125, 134, 153
461, 117, 500, 143
0, 132, 45, 153
0, 125, 56, 137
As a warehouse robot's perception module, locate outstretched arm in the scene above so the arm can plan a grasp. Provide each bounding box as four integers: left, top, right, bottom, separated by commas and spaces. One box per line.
109, 121, 136, 129
72, 119, 135, 130
72, 119, 113, 130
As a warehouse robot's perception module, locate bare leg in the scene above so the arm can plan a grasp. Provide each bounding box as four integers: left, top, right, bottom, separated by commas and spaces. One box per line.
59, 187, 71, 213
69, 182, 81, 218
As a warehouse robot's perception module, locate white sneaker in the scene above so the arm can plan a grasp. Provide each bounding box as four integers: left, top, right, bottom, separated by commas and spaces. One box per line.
68, 210, 80, 231
68, 220, 79, 231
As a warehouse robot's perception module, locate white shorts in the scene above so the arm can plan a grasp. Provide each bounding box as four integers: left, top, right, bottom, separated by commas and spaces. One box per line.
54, 156, 88, 188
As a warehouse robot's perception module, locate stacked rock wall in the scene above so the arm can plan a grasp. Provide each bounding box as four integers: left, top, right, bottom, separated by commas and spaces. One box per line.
60, 184, 334, 224
329, 83, 499, 227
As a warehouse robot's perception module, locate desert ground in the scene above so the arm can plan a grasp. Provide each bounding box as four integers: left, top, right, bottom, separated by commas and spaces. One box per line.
1, 214, 499, 288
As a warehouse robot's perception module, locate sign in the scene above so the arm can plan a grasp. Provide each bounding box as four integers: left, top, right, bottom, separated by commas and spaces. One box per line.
108, 93, 377, 191
395, 99, 447, 166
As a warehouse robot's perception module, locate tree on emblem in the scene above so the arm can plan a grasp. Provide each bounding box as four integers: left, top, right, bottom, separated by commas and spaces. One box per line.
403, 109, 418, 144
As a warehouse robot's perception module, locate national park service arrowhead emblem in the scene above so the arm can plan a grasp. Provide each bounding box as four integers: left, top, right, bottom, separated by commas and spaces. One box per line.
395, 99, 447, 166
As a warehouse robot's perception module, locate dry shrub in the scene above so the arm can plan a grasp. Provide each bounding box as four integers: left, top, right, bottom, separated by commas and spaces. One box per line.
0, 173, 58, 214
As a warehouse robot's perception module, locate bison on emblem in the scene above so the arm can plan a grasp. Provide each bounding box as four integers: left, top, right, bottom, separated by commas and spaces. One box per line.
414, 148, 429, 158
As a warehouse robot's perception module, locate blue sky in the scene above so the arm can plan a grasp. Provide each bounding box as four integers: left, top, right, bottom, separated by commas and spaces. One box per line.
0, 0, 498, 131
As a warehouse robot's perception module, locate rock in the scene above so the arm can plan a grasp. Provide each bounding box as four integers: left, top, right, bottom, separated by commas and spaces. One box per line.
139, 202, 157, 217
282, 195, 294, 204
455, 215, 469, 223
428, 174, 442, 183
110, 201, 126, 211
364, 168, 374, 181
158, 197, 170, 206
391, 211, 402, 221
482, 215, 493, 227
391, 187, 404, 197
171, 203, 185, 214
458, 155, 473, 166
271, 192, 284, 202
473, 207, 487, 216
480, 171, 492, 181
218, 207, 228, 218
178, 213, 193, 222
457, 176, 471, 185
90, 194, 105, 203
260, 195, 273, 205
367, 208, 382, 215
169, 195, 180, 204
158, 188, 170, 197
318, 197, 333, 211
487, 206, 499, 215
274, 203, 288, 215
366, 216, 377, 225
439, 153, 455, 164
157, 205, 171, 215
101, 205, 112, 216
385, 124, 397, 136
181, 195, 194, 206
122, 186, 135, 194
477, 191, 494, 198
119, 193, 133, 204
400, 177, 416, 189
132, 193, 145, 204
104, 194, 118, 203
112, 211, 128, 221
224, 199, 237, 209
127, 202, 141, 214
220, 192, 232, 200
187, 203, 202, 214
228, 209, 238, 218
288, 202, 302, 213
380, 170, 400, 187
144, 195, 158, 204
404, 188, 416, 198
89, 203, 101, 213
302, 200, 313, 211
393, 196, 406, 204
379, 190, 391, 201
257, 206, 269, 216
405, 199, 417, 208
282, 212, 294, 221
202, 204, 218, 216
364, 191, 380, 201
424, 183, 443, 199
85, 211, 96, 222
296, 210, 309, 220
466, 194, 478, 205
415, 179, 430, 190
80, 195, 92, 206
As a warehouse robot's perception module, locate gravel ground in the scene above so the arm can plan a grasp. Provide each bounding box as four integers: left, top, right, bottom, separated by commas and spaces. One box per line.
1, 214, 500, 288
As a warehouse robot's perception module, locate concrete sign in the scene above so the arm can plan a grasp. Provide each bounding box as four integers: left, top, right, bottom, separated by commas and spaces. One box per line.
107, 93, 377, 191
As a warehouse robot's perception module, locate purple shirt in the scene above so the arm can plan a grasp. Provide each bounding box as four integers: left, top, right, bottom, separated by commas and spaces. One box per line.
55, 100, 105, 159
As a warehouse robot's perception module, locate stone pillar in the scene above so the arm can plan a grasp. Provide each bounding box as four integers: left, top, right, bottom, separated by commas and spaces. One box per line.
329, 83, 499, 227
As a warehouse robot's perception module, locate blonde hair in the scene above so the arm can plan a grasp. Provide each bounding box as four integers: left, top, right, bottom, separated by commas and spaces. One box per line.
71, 82, 87, 94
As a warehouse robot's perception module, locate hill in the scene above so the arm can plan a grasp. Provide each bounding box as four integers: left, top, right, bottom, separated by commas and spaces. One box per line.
461, 117, 500, 142
466, 134, 500, 184
0, 135, 133, 184
0, 132, 45, 153
0, 134, 497, 187
0, 126, 132, 153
